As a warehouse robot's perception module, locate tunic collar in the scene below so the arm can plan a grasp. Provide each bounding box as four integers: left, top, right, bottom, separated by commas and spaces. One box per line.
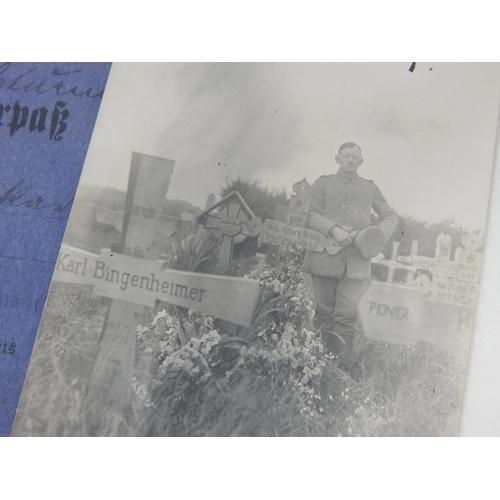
334, 169, 360, 184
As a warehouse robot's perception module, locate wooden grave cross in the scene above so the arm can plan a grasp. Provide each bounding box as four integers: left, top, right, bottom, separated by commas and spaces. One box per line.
53, 153, 261, 418
89, 152, 175, 412
197, 191, 262, 274
197, 179, 334, 273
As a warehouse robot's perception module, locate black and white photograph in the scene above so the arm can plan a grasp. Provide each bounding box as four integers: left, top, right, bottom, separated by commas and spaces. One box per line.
10, 62, 500, 436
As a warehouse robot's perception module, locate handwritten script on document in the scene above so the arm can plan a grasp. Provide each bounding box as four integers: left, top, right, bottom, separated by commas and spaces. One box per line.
0, 62, 111, 435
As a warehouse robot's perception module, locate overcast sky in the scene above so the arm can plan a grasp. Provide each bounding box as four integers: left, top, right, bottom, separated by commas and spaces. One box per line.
80, 62, 500, 231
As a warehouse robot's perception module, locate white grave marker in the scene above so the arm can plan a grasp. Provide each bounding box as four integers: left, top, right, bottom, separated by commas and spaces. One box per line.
359, 232, 483, 346
285, 178, 312, 228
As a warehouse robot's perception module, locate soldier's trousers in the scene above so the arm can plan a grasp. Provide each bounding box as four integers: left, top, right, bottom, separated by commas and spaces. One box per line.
311, 274, 365, 362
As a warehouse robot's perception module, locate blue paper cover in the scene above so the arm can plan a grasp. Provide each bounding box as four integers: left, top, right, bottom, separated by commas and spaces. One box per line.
0, 62, 111, 435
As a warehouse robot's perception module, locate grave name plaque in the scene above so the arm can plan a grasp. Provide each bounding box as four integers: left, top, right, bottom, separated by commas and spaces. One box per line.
261, 219, 341, 255
55, 244, 98, 286
54, 244, 260, 326
359, 281, 473, 347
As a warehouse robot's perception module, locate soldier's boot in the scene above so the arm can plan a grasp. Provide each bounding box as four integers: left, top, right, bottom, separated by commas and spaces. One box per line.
335, 332, 354, 370
321, 331, 336, 356
313, 316, 337, 356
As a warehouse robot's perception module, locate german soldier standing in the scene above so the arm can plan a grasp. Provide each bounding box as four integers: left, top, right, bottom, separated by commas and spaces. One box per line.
304, 142, 398, 367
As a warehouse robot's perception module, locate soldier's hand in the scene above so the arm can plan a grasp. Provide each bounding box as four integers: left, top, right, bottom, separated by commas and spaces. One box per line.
330, 226, 352, 246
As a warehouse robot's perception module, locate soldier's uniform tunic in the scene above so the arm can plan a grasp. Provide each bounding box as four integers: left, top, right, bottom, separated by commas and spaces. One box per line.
304, 169, 398, 359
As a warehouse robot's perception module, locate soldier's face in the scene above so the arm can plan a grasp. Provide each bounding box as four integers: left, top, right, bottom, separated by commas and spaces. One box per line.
335, 146, 363, 174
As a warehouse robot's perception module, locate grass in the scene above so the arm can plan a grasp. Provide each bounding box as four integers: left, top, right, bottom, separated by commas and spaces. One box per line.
11, 282, 468, 437
138, 338, 466, 437
321, 339, 466, 436
15, 186, 469, 436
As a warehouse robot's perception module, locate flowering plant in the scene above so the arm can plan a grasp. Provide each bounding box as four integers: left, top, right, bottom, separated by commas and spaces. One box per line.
133, 238, 326, 431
